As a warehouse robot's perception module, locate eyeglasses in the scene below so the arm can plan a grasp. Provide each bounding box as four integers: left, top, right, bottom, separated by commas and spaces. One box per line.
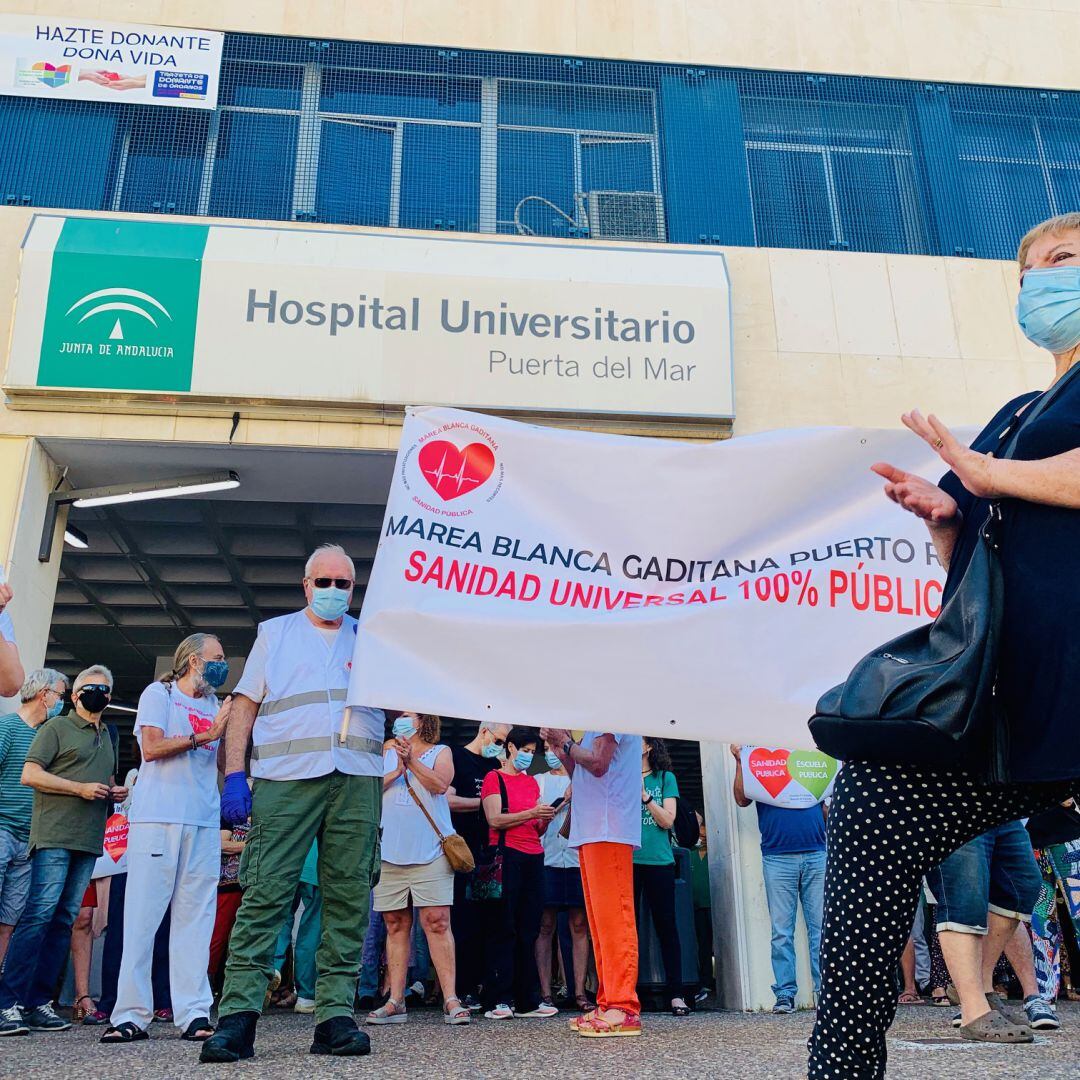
490, 737, 506, 747
78, 684, 111, 695
310, 577, 354, 590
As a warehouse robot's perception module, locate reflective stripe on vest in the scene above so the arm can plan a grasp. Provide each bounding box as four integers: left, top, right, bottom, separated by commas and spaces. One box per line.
257, 688, 348, 718
251, 734, 384, 761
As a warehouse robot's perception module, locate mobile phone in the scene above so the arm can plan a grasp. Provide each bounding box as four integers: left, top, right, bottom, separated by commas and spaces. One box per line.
550, 796, 566, 811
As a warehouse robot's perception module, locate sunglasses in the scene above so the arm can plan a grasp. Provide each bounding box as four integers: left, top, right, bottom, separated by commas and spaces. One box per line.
310, 577, 354, 590
77, 684, 111, 696
490, 737, 506, 747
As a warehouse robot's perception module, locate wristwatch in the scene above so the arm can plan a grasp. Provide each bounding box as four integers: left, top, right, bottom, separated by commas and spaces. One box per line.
562, 739, 573, 757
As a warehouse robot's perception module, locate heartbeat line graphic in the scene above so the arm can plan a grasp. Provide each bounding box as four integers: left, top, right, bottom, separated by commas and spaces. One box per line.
422, 447, 484, 495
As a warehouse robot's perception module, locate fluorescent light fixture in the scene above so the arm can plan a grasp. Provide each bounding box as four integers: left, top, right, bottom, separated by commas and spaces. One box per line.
73, 471, 240, 509
104, 703, 137, 714
63, 524, 89, 549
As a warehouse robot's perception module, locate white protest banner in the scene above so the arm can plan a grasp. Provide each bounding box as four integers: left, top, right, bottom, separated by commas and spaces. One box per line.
347, 408, 960, 747
739, 747, 839, 808
0, 15, 223, 109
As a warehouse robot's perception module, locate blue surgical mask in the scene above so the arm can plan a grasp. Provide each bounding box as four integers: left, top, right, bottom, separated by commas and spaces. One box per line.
46, 696, 64, 721
482, 742, 504, 760
513, 750, 534, 772
311, 586, 350, 621
1017, 267, 1080, 354
545, 750, 561, 770
201, 660, 229, 689
393, 716, 417, 739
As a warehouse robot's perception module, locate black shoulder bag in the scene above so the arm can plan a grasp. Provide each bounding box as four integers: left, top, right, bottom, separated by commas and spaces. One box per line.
809, 365, 1080, 781
466, 772, 508, 902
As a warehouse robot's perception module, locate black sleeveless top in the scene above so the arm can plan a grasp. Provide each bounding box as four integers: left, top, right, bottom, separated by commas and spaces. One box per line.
939, 373, 1080, 782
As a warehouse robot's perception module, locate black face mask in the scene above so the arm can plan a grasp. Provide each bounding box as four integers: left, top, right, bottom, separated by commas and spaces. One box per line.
78, 686, 111, 714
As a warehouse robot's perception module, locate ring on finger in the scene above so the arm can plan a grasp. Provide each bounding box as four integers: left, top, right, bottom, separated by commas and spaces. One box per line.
934, 438, 944, 448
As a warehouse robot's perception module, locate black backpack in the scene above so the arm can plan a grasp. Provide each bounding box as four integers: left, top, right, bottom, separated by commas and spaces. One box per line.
671, 796, 699, 850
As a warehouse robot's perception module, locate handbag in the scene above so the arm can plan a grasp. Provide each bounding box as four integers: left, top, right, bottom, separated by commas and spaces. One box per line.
809, 364, 1080, 778
405, 778, 475, 874
467, 772, 508, 901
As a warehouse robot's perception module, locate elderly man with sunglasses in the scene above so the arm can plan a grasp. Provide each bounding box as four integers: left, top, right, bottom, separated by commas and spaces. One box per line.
0, 665, 124, 1037
202, 544, 384, 1063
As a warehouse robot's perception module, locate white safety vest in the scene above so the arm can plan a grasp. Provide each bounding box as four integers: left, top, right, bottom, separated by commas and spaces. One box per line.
249, 609, 384, 781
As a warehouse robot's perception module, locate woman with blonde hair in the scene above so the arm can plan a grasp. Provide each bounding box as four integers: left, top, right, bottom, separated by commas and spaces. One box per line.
102, 633, 231, 1044
366, 711, 469, 1026
808, 214, 1080, 1077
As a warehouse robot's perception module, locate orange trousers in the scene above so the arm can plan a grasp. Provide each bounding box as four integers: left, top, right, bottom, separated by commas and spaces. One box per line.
579, 841, 640, 1015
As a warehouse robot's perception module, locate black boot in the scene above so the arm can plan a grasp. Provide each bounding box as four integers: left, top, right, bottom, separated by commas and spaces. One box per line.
199, 1011, 258, 1064
311, 1015, 371, 1057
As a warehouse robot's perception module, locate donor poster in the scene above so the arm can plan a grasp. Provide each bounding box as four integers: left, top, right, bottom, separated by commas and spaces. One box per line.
347, 407, 957, 747
740, 747, 839, 809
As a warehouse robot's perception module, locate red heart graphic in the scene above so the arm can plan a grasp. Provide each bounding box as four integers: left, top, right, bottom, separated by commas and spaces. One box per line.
103, 813, 129, 862
418, 440, 496, 501
748, 748, 791, 800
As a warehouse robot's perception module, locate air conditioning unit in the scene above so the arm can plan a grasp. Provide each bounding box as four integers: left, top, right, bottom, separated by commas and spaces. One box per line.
584, 191, 666, 242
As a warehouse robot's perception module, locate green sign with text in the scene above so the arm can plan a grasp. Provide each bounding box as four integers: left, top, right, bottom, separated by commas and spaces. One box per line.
36, 218, 207, 392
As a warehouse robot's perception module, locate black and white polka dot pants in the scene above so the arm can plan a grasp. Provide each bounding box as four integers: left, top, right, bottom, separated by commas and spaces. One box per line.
807, 761, 1077, 1079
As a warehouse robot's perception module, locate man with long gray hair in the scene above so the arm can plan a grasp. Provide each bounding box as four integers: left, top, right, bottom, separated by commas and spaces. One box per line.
0, 665, 125, 1037
0, 669, 68, 980
202, 544, 384, 1063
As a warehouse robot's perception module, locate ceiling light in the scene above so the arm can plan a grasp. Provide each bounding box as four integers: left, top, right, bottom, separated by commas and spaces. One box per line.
104, 703, 137, 714
72, 471, 240, 508
63, 524, 88, 549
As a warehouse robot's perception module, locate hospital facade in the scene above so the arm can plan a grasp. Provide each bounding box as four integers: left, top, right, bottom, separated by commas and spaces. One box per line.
0, 0, 1071, 1008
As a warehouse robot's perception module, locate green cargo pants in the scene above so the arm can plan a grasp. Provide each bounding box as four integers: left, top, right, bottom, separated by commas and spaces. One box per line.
219, 772, 381, 1023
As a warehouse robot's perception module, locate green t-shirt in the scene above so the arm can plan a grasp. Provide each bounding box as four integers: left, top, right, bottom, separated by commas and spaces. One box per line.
690, 846, 712, 909
0, 711, 39, 842
25, 713, 116, 856
634, 769, 679, 866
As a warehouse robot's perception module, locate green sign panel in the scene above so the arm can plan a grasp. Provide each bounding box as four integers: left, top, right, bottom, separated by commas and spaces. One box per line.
37, 218, 207, 392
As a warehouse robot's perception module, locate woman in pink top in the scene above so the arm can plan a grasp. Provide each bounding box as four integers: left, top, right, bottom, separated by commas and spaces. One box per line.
480, 726, 556, 1020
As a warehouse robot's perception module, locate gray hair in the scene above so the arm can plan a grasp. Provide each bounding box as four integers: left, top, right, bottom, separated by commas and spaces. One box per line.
20, 668, 68, 704
73, 664, 114, 692
162, 633, 220, 685
305, 543, 355, 579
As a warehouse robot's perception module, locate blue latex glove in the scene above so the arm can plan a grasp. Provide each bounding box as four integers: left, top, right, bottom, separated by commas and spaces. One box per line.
221, 770, 252, 825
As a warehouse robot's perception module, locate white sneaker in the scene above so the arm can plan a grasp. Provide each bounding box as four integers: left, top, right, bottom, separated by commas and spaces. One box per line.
484, 1003, 514, 1020
514, 1002, 559, 1018
294, 997, 315, 1014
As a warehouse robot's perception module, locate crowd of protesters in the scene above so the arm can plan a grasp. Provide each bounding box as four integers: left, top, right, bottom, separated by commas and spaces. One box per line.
0, 548, 715, 1058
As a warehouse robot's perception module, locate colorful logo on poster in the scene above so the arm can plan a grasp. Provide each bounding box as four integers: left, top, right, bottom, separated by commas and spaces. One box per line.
740, 746, 839, 809
15, 60, 71, 88
36, 218, 207, 393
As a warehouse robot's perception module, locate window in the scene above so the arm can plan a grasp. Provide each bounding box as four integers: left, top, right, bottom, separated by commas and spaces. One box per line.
209, 111, 299, 221
744, 97, 927, 254
114, 109, 209, 216
956, 110, 1080, 260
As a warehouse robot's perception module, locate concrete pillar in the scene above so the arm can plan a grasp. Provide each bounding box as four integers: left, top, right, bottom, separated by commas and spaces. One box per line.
700, 740, 817, 1011
0, 437, 65, 707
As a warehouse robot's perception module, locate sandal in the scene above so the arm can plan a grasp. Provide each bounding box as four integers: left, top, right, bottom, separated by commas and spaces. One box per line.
72, 994, 96, 1023
929, 992, 951, 1007
100, 1021, 149, 1043
443, 996, 471, 1026
897, 990, 923, 1005
569, 1008, 596, 1031
575, 995, 596, 1013
577, 1009, 643, 1038
365, 998, 407, 1025
181, 1016, 215, 1041
671, 1002, 692, 1016
958, 1009, 1034, 1044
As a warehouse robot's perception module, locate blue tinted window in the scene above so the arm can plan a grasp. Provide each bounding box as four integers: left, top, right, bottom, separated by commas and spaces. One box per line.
499, 81, 653, 134
0, 98, 119, 210
400, 124, 480, 231
316, 120, 393, 226
581, 137, 653, 192
219, 61, 302, 110
748, 148, 833, 249
321, 69, 480, 122
497, 128, 576, 236
833, 151, 923, 254
209, 111, 298, 221
118, 110, 208, 216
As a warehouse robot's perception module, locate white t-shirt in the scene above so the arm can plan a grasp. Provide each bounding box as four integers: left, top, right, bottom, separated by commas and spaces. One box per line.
0, 609, 15, 645
129, 682, 221, 828
538, 771, 577, 869
568, 731, 643, 850
380, 744, 455, 866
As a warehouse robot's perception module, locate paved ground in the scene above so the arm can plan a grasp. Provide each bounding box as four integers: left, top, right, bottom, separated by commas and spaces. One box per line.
4, 1001, 1079, 1078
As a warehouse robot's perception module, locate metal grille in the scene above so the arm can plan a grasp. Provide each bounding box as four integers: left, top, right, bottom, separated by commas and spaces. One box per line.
2, 33, 1078, 260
